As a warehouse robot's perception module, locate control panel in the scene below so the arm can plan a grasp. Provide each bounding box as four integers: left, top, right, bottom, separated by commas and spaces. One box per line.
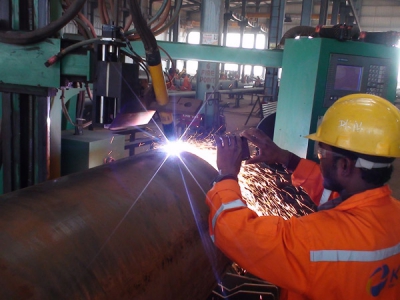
323, 53, 392, 107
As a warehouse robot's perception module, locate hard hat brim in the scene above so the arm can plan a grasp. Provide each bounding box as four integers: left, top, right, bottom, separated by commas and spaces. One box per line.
305, 133, 318, 141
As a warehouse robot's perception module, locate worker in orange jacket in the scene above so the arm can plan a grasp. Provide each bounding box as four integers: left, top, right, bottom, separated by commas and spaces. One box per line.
206, 94, 400, 299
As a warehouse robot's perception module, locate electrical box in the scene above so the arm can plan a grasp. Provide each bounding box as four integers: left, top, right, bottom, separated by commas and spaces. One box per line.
274, 38, 399, 160
61, 130, 128, 176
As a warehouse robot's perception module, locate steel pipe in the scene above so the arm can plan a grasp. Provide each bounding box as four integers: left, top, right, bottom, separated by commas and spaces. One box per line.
0, 150, 230, 299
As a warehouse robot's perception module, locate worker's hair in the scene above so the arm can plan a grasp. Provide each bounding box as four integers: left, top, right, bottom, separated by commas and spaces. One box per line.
359, 165, 393, 186
330, 145, 394, 186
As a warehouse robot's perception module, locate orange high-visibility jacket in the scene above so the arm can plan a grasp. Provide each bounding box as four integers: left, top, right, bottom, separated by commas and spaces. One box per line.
206, 163, 400, 299
291, 159, 339, 206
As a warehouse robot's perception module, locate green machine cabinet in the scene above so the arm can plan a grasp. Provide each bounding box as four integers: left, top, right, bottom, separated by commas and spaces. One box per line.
274, 38, 399, 160
61, 130, 128, 176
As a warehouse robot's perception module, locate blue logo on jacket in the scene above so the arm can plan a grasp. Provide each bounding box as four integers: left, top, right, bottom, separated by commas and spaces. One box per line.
367, 264, 399, 296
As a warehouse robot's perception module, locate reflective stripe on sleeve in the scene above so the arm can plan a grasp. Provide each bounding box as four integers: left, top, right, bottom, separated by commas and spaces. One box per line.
310, 242, 400, 262
210, 235, 215, 243
319, 188, 332, 205
211, 199, 247, 232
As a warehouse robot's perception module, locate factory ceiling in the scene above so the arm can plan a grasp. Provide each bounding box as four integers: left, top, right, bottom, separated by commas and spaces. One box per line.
61, 0, 392, 44
176, 0, 400, 34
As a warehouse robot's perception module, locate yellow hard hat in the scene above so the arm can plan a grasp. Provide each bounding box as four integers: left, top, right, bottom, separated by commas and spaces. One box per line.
306, 93, 400, 157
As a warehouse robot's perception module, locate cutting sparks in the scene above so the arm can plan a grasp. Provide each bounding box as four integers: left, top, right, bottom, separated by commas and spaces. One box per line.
156, 136, 316, 218
162, 140, 186, 157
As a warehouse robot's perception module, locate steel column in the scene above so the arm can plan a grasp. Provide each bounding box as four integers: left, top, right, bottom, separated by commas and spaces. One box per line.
197, 0, 224, 129
300, 0, 313, 26
265, 0, 284, 103
330, 0, 340, 25
239, 0, 247, 77
349, 0, 362, 31
267, 0, 285, 49
0, 0, 11, 29
319, 0, 329, 25
221, 0, 230, 73
170, 6, 180, 69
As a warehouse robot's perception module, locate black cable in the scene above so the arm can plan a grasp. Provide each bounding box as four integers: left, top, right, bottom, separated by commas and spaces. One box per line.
128, 0, 158, 54
124, 0, 169, 36
0, 0, 87, 45
152, 0, 183, 37
73, 17, 94, 39
45, 37, 99, 67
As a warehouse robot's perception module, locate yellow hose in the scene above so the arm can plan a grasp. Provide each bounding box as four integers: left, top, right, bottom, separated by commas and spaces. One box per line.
148, 64, 169, 106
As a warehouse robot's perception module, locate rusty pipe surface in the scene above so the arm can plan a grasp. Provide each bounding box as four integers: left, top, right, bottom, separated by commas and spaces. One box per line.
0, 150, 230, 299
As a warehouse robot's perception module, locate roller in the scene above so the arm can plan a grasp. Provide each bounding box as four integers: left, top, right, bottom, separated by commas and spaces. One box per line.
0, 150, 230, 299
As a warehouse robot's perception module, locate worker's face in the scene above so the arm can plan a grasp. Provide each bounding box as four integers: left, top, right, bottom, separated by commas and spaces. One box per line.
317, 144, 345, 192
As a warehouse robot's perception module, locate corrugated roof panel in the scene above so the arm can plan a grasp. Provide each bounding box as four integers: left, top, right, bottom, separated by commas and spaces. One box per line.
360, 5, 377, 16
390, 17, 400, 27
376, 5, 400, 16
374, 16, 392, 27
362, 0, 400, 5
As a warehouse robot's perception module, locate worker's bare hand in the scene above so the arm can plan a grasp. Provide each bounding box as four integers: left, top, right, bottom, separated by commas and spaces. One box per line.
214, 134, 243, 176
240, 128, 290, 165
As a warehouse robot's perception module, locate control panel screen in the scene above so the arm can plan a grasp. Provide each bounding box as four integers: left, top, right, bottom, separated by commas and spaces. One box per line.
323, 53, 392, 108
333, 65, 363, 91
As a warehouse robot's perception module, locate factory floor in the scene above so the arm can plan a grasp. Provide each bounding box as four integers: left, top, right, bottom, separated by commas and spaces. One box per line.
218, 93, 400, 200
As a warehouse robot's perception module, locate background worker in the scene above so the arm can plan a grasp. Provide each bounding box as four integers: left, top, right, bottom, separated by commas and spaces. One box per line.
166, 67, 177, 90
206, 94, 400, 299
180, 73, 192, 91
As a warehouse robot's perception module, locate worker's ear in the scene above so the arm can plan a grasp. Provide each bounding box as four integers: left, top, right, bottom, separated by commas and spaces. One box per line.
336, 157, 355, 177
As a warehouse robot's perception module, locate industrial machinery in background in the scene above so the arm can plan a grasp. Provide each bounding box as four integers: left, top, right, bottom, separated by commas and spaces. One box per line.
0, 0, 272, 298
0, 0, 400, 298
0, 0, 398, 188
92, 24, 145, 128
256, 25, 400, 163
273, 35, 399, 161
0, 0, 202, 191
